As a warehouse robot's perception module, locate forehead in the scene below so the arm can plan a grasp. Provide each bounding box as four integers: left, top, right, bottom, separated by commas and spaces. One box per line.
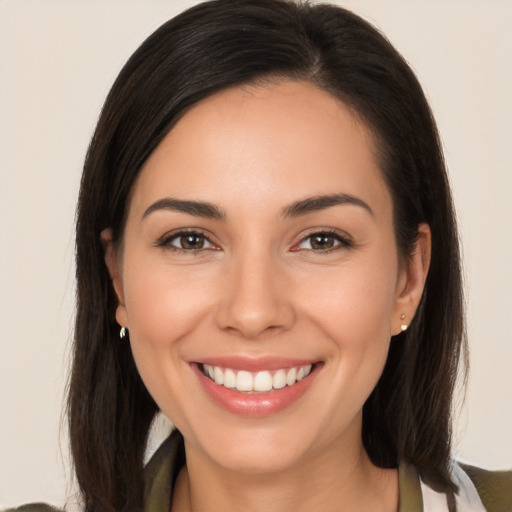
129, 80, 390, 218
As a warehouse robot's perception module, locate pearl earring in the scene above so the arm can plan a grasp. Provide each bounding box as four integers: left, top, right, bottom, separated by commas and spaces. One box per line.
120, 326, 127, 339
400, 314, 408, 332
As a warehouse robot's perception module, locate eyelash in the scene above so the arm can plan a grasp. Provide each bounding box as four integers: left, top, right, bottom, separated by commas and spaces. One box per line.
156, 229, 218, 254
156, 229, 353, 254
292, 229, 353, 254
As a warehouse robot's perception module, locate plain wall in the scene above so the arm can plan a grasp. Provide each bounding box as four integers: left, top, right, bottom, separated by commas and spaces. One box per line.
1, 0, 511, 508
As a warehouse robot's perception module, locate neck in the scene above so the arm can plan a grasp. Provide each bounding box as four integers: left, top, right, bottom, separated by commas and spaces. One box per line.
171, 426, 398, 512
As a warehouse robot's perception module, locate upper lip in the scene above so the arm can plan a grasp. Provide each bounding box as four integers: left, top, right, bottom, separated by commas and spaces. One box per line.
191, 356, 319, 372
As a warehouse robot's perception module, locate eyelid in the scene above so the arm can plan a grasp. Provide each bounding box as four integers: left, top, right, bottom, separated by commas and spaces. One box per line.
155, 228, 219, 251
154, 227, 352, 254
290, 228, 353, 253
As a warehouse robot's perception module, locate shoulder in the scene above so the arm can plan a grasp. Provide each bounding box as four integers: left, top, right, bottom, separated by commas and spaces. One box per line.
400, 460, 512, 512
3, 431, 184, 512
458, 462, 512, 512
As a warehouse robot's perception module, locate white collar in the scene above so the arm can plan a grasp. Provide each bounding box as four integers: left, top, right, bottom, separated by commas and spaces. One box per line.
420, 462, 486, 512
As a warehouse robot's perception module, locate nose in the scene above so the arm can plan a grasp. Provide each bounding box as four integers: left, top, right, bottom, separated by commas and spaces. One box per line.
214, 252, 295, 340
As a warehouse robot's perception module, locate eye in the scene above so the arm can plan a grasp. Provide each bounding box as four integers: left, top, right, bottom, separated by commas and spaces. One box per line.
157, 230, 217, 252
294, 231, 352, 252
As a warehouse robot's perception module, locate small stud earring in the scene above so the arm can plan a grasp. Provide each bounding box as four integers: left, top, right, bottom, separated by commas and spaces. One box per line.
400, 314, 408, 332
120, 326, 127, 339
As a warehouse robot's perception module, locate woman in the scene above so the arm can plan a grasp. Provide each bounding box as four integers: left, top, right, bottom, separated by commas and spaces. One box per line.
5, 1, 511, 511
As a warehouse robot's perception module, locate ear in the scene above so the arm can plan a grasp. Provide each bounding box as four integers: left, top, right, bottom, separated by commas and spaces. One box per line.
100, 228, 128, 329
392, 223, 431, 335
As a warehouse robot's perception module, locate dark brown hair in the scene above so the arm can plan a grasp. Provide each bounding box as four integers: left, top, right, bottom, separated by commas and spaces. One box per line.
69, 1, 466, 510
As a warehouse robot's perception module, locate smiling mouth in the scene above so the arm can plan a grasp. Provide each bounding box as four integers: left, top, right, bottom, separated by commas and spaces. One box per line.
199, 363, 315, 393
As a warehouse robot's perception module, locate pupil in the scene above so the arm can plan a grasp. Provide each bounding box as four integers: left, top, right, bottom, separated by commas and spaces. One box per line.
182, 234, 204, 249
312, 234, 333, 249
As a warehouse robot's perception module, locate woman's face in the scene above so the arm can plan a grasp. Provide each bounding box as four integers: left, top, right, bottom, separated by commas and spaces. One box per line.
106, 81, 428, 473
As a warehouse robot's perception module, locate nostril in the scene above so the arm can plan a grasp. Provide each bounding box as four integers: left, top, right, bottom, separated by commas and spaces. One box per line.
215, 298, 296, 340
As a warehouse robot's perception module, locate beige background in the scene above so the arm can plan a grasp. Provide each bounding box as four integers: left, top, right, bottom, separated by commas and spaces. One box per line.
1, 0, 511, 508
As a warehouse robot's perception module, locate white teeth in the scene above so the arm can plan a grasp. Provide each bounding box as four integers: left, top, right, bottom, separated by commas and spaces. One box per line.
286, 367, 297, 386
236, 371, 253, 392
202, 363, 314, 392
296, 364, 312, 382
213, 366, 224, 385
272, 369, 287, 389
224, 369, 236, 388
253, 371, 273, 392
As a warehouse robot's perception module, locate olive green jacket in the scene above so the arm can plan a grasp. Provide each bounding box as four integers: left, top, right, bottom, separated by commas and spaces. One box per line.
5, 430, 512, 511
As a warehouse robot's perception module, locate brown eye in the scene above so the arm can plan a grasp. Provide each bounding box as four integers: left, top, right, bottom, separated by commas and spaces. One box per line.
310, 234, 336, 250
178, 233, 206, 250
158, 231, 216, 251
296, 231, 352, 252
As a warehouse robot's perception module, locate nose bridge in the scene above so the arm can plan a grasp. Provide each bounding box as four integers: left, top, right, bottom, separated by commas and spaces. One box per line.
215, 244, 294, 339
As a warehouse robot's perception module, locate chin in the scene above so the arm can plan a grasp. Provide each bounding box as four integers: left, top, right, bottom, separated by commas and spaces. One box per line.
209, 437, 309, 474
183, 414, 329, 476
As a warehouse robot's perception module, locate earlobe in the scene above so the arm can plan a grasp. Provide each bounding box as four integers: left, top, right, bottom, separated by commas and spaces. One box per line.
392, 223, 431, 335
100, 228, 128, 328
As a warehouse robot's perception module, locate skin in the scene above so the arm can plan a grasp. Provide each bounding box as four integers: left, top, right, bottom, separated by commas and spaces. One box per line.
103, 81, 430, 512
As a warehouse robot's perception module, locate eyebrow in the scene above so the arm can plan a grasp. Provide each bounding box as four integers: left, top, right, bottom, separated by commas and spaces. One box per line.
281, 193, 374, 218
142, 198, 225, 220
142, 193, 373, 221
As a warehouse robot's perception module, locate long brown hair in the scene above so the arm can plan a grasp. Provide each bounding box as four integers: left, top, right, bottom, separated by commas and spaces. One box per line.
69, 1, 466, 510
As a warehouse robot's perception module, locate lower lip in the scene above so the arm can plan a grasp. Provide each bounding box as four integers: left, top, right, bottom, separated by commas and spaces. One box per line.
192, 363, 321, 417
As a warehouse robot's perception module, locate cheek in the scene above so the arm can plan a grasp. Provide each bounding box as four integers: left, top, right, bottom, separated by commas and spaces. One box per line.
120, 265, 217, 431
294, 254, 398, 345
123, 257, 215, 344
119, 251, 218, 408
301, 259, 397, 417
